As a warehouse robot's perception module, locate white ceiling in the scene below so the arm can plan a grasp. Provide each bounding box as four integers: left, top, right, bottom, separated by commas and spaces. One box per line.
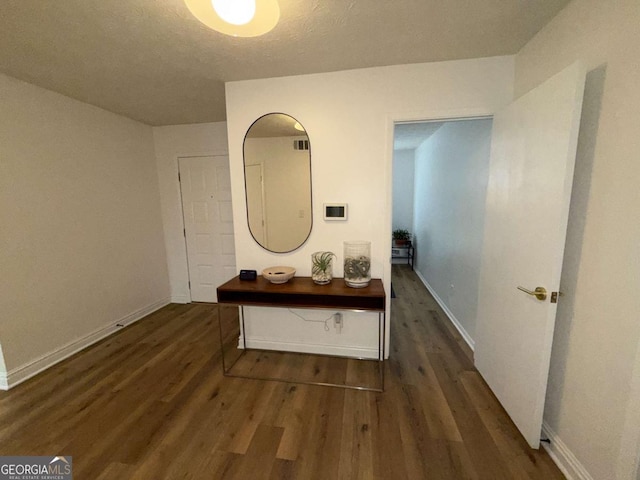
0, 0, 570, 126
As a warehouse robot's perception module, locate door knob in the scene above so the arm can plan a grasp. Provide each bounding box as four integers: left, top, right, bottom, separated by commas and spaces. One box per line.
517, 286, 547, 301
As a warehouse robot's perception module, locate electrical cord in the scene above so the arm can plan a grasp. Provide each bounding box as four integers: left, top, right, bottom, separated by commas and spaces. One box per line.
288, 308, 334, 331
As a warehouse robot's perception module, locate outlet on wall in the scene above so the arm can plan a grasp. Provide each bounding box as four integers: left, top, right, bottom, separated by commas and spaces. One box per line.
333, 313, 343, 334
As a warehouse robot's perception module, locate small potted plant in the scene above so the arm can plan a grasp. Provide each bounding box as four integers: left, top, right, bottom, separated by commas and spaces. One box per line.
311, 251, 335, 285
392, 229, 411, 246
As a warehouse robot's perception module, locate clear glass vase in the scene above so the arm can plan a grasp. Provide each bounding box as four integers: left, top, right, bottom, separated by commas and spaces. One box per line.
311, 251, 335, 285
343, 241, 371, 288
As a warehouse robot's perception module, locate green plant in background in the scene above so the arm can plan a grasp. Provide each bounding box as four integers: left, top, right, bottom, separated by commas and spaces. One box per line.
312, 251, 335, 284
392, 229, 411, 242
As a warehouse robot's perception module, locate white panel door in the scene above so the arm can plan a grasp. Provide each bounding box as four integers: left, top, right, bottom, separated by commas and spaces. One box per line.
179, 156, 236, 302
475, 63, 586, 448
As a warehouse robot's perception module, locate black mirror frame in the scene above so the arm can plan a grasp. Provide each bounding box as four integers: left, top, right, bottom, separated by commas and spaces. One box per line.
242, 112, 313, 254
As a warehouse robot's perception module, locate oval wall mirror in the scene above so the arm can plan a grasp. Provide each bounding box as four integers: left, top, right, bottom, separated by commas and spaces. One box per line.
243, 113, 312, 253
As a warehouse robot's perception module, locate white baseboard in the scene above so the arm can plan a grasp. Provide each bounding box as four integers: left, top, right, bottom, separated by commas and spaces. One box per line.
414, 270, 475, 351
542, 421, 593, 480
171, 294, 190, 304
0, 372, 7, 391
2, 297, 171, 390
240, 337, 379, 360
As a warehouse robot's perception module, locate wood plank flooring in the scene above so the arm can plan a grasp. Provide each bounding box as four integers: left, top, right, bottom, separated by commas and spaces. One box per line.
0, 266, 565, 479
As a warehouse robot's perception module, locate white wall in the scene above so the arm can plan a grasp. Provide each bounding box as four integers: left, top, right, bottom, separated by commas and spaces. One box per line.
225, 56, 514, 357
412, 119, 492, 344
152, 122, 229, 303
392, 149, 415, 232
0, 74, 170, 388
515, 0, 640, 478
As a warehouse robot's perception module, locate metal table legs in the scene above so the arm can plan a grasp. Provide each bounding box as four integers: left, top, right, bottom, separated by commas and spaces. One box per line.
217, 304, 385, 392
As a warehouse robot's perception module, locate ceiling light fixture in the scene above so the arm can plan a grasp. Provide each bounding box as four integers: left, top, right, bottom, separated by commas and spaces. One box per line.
184, 0, 279, 37
212, 0, 255, 25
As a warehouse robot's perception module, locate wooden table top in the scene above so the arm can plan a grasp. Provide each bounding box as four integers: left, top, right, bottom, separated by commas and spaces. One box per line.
217, 276, 386, 311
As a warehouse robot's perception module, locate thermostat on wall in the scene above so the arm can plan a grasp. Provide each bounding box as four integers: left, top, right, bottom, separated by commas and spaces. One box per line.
323, 203, 348, 221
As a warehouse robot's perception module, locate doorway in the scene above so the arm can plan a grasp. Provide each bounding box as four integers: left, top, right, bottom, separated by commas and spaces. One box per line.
391, 117, 493, 350
388, 62, 585, 449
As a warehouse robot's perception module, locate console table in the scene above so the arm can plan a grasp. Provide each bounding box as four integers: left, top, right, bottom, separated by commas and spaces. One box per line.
217, 276, 386, 391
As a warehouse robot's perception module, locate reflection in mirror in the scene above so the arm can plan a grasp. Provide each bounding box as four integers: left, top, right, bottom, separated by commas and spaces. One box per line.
243, 113, 312, 253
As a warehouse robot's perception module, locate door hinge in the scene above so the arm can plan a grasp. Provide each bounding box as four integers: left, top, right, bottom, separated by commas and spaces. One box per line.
188, 281, 191, 289
183, 228, 186, 237
178, 172, 181, 182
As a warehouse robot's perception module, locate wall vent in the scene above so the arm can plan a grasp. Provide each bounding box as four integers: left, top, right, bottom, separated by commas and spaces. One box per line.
293, 140, 309, 151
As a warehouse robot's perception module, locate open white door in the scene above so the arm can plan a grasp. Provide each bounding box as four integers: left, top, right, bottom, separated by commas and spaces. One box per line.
179, 156, 236, 302
475, 63, 586, 448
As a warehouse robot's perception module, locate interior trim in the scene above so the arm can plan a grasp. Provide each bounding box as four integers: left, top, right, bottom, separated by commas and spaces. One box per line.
414, 269, 475, 351
2, 298, 171, 390
542, 421, 593, 480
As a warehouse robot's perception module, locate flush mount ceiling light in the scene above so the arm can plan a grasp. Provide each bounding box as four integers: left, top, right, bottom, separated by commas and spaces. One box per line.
213, 0, 255, 25
184, 0, 279, 37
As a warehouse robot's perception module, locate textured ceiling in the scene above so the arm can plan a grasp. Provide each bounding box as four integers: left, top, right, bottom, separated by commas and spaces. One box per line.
0, 0, 570, 126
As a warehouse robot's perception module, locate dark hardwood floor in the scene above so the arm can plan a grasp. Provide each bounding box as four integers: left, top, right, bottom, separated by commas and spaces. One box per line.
0, 265, 564, 479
